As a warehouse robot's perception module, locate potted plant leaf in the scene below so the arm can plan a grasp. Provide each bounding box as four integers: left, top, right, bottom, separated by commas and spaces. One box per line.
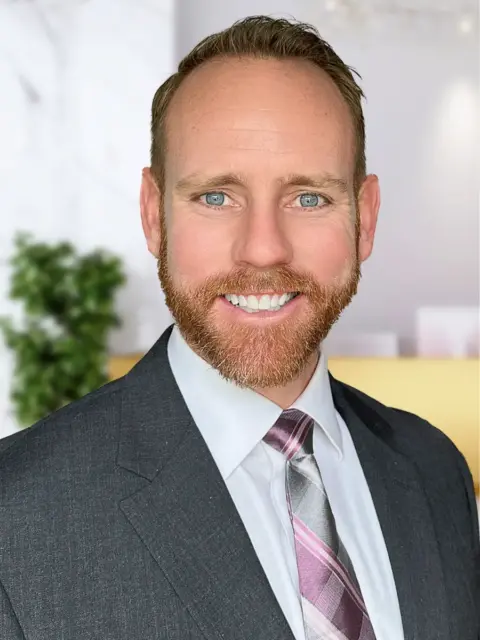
0, 233, 126, 427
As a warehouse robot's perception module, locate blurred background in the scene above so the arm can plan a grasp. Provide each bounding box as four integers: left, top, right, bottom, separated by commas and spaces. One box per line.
0, 0, 478, 487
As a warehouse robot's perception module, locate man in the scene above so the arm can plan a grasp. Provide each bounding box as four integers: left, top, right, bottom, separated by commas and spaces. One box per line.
0, 15, 478, 640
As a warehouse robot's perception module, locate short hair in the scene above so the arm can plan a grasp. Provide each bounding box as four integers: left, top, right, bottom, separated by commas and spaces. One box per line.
150, 15, 366, 192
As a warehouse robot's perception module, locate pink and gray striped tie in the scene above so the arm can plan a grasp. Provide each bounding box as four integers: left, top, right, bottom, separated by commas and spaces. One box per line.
264, 409, 376, 640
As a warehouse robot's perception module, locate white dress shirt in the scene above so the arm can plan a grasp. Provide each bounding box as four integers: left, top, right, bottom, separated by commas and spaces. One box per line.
167, 325, 404, 640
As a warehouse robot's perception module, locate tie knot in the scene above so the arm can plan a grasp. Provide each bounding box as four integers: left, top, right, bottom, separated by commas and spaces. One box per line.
264, 409, 315, 461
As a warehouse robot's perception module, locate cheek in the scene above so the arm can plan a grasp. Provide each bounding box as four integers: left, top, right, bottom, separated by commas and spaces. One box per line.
296, 220, 356, 282
167, 215, 232, 282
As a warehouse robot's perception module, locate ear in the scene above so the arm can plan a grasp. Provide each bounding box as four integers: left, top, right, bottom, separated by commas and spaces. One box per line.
140, 167, 162, 258
357, 174, 381, 263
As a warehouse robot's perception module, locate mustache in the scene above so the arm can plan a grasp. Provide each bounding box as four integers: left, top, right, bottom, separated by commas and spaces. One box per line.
193, 266, 322, 298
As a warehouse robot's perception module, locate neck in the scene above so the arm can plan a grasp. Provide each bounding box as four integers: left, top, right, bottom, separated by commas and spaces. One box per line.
254, 350, 320, 409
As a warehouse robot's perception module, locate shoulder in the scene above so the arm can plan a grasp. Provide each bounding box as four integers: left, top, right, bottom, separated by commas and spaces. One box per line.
333, 377, 476, 495
336, 379, 479, 536
337, 378, 465, 457
0, 376, 126, 481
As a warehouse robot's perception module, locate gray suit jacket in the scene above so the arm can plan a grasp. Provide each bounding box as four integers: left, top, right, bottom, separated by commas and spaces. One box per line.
0, 325, 478, 639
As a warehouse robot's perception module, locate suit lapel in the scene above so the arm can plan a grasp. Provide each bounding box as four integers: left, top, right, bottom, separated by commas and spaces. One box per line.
117, 327, 295, 640
330, 376, 451, 640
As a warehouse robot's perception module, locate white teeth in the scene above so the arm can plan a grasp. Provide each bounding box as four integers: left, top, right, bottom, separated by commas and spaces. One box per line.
258, 294, 271, 310
224, 292, 298, 313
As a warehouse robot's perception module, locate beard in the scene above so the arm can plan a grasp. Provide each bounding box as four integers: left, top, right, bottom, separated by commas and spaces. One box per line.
158, 217, 361, 390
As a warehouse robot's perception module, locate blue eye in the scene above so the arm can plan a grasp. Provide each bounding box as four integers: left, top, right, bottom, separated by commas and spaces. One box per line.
203, 192, 226, 206
299, 193, 322, 208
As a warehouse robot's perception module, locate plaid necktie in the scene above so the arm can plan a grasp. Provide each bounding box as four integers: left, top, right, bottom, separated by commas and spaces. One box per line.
264, 408, 376, 640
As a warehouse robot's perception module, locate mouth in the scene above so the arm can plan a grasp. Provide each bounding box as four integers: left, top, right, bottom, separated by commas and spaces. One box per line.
221, 292, 300, 314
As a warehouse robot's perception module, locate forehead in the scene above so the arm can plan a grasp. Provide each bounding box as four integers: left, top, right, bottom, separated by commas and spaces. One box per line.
164, 57, 355, 181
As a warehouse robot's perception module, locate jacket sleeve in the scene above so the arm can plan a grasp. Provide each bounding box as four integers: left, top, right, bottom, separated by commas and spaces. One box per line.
0, 578, 25, 640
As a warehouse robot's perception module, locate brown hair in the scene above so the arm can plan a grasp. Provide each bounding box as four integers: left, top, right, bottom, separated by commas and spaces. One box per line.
150, 15, 366, 192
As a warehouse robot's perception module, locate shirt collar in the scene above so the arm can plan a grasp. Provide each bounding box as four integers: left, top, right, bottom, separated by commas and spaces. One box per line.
167, 324, 343, 480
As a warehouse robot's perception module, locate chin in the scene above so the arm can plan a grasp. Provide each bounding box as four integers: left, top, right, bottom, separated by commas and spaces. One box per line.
201, 314, 320, 388
216, 348, 309, 389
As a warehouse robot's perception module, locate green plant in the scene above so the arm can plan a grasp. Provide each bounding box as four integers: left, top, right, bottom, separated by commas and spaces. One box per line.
0, 233, 126, 427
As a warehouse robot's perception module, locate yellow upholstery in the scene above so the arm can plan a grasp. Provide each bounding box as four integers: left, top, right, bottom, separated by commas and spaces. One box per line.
109, 356, 479, 493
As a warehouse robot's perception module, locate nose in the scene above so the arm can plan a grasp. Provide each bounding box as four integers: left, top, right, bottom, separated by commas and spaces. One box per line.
233, 204, 293, 269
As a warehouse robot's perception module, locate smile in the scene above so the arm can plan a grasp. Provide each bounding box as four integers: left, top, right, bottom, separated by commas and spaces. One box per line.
222, 292, 299, 313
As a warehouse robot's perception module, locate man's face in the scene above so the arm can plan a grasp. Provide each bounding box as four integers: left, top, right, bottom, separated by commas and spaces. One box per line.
141, 57, 379, 389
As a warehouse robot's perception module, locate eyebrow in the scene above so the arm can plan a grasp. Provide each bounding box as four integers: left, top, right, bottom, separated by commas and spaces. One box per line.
174, 173, 246, 193
280, 173, 350, 194
174, 172, 350, 195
